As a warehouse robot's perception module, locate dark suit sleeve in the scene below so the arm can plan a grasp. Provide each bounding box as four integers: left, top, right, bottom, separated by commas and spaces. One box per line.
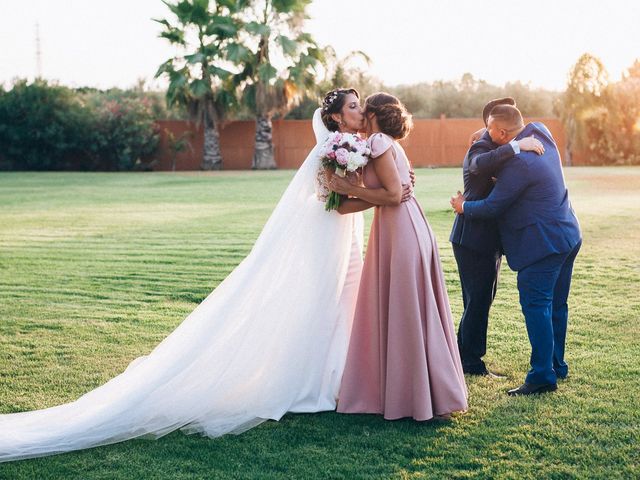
463, 159, 530, 219
468, 142, 517, 176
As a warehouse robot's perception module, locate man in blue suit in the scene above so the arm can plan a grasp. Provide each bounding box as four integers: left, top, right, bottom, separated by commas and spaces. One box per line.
450, 98, 544, 376
451, 104, 582, 396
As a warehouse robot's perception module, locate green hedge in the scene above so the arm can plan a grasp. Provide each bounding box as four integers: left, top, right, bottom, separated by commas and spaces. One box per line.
0, 79, 161, 171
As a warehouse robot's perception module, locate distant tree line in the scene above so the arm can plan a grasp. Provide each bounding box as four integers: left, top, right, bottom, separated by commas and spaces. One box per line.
287, 72, 559, 120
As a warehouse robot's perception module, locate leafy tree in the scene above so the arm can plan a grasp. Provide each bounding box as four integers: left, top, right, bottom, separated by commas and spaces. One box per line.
389, 74, 559, 119
625, 59, 640, 81
165, 129, 195, 171
154, 0, 247, 170
286, 49, 381, 120
556, 54, 640, 165
557, 53, 609, 163
583, 59, 640, 165
0, 79, 90, 170
85, 95, 160, 171
236, 0, 324, 169
323, 49, 376, 92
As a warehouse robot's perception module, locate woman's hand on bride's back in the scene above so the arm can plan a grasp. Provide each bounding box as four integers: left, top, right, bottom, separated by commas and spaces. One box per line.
409, 169, 416, 187
401, 183, 413, 202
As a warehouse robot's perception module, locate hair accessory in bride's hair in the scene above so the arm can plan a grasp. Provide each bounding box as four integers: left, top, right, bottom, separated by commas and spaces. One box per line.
322, 91, 340, 112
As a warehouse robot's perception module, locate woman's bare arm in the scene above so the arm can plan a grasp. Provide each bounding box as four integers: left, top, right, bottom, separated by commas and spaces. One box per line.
329, 149, 403, 207
336, 198, 375, 214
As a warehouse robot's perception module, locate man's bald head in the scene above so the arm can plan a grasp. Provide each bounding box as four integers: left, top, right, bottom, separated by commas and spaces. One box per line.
487, 105, 525, 145
482, 97, 516, 126
489, 105, 524, 129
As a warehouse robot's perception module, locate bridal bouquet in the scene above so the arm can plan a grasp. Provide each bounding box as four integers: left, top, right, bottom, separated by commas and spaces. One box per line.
319, 132, 370, 211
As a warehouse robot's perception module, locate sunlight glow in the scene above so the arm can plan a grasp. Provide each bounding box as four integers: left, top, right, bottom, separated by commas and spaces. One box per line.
0, 0, 638, 90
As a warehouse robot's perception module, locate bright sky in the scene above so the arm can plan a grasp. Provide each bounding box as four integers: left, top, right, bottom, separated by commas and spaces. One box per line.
1, 0, 638, 91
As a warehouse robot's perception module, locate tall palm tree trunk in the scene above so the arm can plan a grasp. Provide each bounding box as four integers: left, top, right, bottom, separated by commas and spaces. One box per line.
202, 111, 223, 170
252, 113, 276, 169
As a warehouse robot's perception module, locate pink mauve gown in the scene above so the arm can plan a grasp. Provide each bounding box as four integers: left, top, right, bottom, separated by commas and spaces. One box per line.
337, 132, 468, 420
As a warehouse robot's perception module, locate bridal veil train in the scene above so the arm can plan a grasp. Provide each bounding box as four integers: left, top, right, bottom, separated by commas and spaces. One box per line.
0, 109, 364, 462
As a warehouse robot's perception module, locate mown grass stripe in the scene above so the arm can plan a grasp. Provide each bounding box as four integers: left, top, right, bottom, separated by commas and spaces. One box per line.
0, 168, 638, 479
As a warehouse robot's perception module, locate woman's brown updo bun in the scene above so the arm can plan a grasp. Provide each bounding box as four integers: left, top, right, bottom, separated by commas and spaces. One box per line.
364, 92, 413, 140
320, 88, 360, 132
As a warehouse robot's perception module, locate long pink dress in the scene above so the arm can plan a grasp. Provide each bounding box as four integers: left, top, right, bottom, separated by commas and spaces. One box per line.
337, 133, 468, 420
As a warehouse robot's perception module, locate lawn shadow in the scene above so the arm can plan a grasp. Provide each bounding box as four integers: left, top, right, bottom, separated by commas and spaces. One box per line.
0, 411, 453, 479
2, 380, 621, 479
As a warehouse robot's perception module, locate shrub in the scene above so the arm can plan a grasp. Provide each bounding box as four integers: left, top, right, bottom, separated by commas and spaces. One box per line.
0, 79, 161, 171
0, 79, 92, 170
84, 95, 160, 171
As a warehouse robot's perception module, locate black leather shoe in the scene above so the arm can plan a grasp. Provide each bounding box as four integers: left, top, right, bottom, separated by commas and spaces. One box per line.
464, 368, 506, 379
507, 382, 557, 396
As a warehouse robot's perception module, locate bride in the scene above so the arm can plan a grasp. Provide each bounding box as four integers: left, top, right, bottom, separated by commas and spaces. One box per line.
0, 89, 397, 462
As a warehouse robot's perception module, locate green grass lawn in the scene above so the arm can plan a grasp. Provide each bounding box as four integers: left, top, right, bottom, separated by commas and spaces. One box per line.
0, 168, 638, 479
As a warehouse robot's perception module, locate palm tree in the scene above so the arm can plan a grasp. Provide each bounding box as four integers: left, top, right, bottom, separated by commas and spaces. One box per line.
236, 0, 323, 169
154, 0, 247, 170
324, 48, 372, 90
285, 49, 375, 120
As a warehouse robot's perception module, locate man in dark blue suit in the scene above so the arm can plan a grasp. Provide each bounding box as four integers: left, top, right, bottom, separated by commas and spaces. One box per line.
451, 105, 582, 395
450, 98, 544, 376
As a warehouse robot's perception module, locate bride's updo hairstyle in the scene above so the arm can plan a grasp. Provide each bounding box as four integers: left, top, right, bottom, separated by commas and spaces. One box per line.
364, 92, 413, 140
321, 88, 360, 131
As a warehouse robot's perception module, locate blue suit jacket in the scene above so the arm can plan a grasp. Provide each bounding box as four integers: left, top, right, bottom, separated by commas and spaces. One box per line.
449, 131, 518, 255
463, 123, 582, 271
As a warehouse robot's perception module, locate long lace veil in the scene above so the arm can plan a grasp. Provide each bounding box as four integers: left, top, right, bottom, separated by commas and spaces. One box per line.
0, 109, 363, 462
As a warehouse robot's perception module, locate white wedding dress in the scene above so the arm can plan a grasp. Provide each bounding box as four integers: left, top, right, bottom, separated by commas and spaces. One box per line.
0, 109, 364, 462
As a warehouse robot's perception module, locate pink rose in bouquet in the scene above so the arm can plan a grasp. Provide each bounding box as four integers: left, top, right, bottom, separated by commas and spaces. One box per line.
335, 148, 350, 166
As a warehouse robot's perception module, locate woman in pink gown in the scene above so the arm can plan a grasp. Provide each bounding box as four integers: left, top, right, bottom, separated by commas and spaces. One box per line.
329, 92, 468, 421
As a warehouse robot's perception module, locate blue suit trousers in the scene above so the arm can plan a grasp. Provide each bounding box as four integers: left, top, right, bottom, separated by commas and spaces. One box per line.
517, 240, 581, 385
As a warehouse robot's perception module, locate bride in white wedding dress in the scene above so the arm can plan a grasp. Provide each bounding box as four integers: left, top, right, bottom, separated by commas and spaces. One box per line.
0, 93, 368, 462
